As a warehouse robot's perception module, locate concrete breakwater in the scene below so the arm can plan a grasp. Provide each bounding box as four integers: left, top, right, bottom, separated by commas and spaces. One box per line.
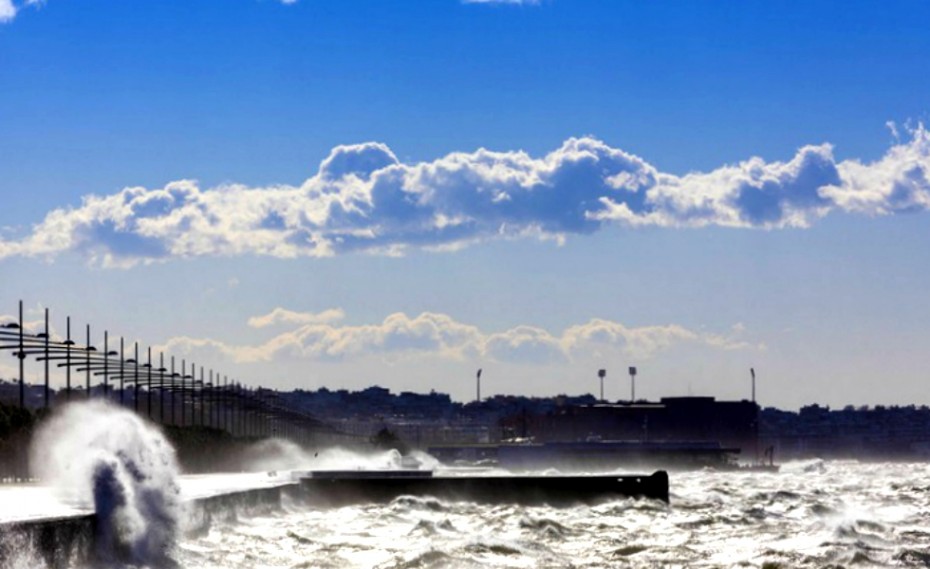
0, 480, 298, 569
0, 514, 93, 569
301, 470, 670, 506
0, 470, 669, 567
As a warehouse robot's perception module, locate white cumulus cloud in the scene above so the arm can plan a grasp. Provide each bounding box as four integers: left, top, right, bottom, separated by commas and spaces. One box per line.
158, 310, 753, 365
1, 126, 928, 267
247, 307, 346, 329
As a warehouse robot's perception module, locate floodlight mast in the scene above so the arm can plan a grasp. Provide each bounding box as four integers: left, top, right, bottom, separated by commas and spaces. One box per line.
628, 366, 637, 403
476, 368, 482, 403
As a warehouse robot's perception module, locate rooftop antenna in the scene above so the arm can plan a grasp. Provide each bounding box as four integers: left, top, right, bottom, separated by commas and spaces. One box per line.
476, 368, 482, 403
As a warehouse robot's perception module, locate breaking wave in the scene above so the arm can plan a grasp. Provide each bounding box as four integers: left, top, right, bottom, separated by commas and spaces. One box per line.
29, 400, 181, 567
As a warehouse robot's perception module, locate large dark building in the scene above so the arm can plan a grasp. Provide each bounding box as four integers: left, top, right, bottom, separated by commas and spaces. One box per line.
507, 396, 759, 454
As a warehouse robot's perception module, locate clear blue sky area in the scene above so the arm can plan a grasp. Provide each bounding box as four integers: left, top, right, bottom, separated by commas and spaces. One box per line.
1, 1, 928, 408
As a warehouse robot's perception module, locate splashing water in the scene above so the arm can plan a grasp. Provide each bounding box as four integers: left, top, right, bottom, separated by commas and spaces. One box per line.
174, 460, 930, 569
239, 438, 441, 473
29, 401, 181, 566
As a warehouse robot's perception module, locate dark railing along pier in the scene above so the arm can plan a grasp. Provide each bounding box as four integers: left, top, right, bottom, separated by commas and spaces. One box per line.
0, 300, 355, 457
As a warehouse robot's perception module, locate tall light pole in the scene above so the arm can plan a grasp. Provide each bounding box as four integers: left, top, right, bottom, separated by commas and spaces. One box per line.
170, 356, 176, 426
85, 325, 92, 399
203, 367, 208, 428
628, 366, 637, 403
749, 367, 759, 463
159, 352, 165, 423
181, 359, 187, 427
476, 368, 482, 403
119, 337, 125, 406
147, 347, 153, 418
223, 375, 229, 433
43, 308, 49, 409
103, 331, 109, 398
65, 317, 72, 401
598, 369, 606, 401
18, 300, 24, 409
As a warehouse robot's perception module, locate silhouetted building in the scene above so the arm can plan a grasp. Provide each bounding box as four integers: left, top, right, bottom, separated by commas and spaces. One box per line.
510, 396, 758, 453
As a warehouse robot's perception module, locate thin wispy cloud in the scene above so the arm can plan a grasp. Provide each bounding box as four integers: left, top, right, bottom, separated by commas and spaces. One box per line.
0, 126, 928, 267
0, 0, 21, 23
0, 0, 298, 24
159, 311, 754, 365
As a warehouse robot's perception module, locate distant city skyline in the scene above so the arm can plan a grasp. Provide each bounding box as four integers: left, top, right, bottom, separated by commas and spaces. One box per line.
2, 1, 929, 410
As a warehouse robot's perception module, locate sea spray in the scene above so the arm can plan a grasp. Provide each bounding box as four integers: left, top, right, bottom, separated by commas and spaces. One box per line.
239, 438, 440, 472
173, 461, 930, 568
29, 401, 181, 566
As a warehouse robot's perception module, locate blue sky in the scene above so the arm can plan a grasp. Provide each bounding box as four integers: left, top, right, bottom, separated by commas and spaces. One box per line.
1, 0, 929, 409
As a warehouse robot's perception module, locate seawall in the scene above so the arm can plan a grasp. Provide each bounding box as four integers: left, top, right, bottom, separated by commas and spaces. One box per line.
0, 482, 298, 569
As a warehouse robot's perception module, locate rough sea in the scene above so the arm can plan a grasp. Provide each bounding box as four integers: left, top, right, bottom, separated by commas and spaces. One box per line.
177, 460, 930, 569
4, 402, 930, 568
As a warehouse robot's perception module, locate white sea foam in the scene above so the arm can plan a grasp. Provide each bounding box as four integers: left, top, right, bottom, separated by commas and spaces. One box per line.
175, 461, 930, 568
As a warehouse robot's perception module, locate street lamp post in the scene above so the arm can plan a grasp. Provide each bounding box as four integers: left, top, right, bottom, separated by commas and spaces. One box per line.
170, 356, 176, 426
147, 347, 153, 418
219, 375, 224, 431
43, 308, 50, 409
203, 379, 211, 429
181, 359, 187, 427
476, 368, 482, 403
204, 369, 211, 428
65, 317, 72, 401
628, 366, 637, 403
133, 343, 140, 412
159, 353, 165, 423
85, 325, 92, 399
200, 366, 206, 427
119, 337, 125, 406
238, 383, 245, 437
103, 331, 109, 399
18, 301, 24, 409
223, 375, 229, 433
